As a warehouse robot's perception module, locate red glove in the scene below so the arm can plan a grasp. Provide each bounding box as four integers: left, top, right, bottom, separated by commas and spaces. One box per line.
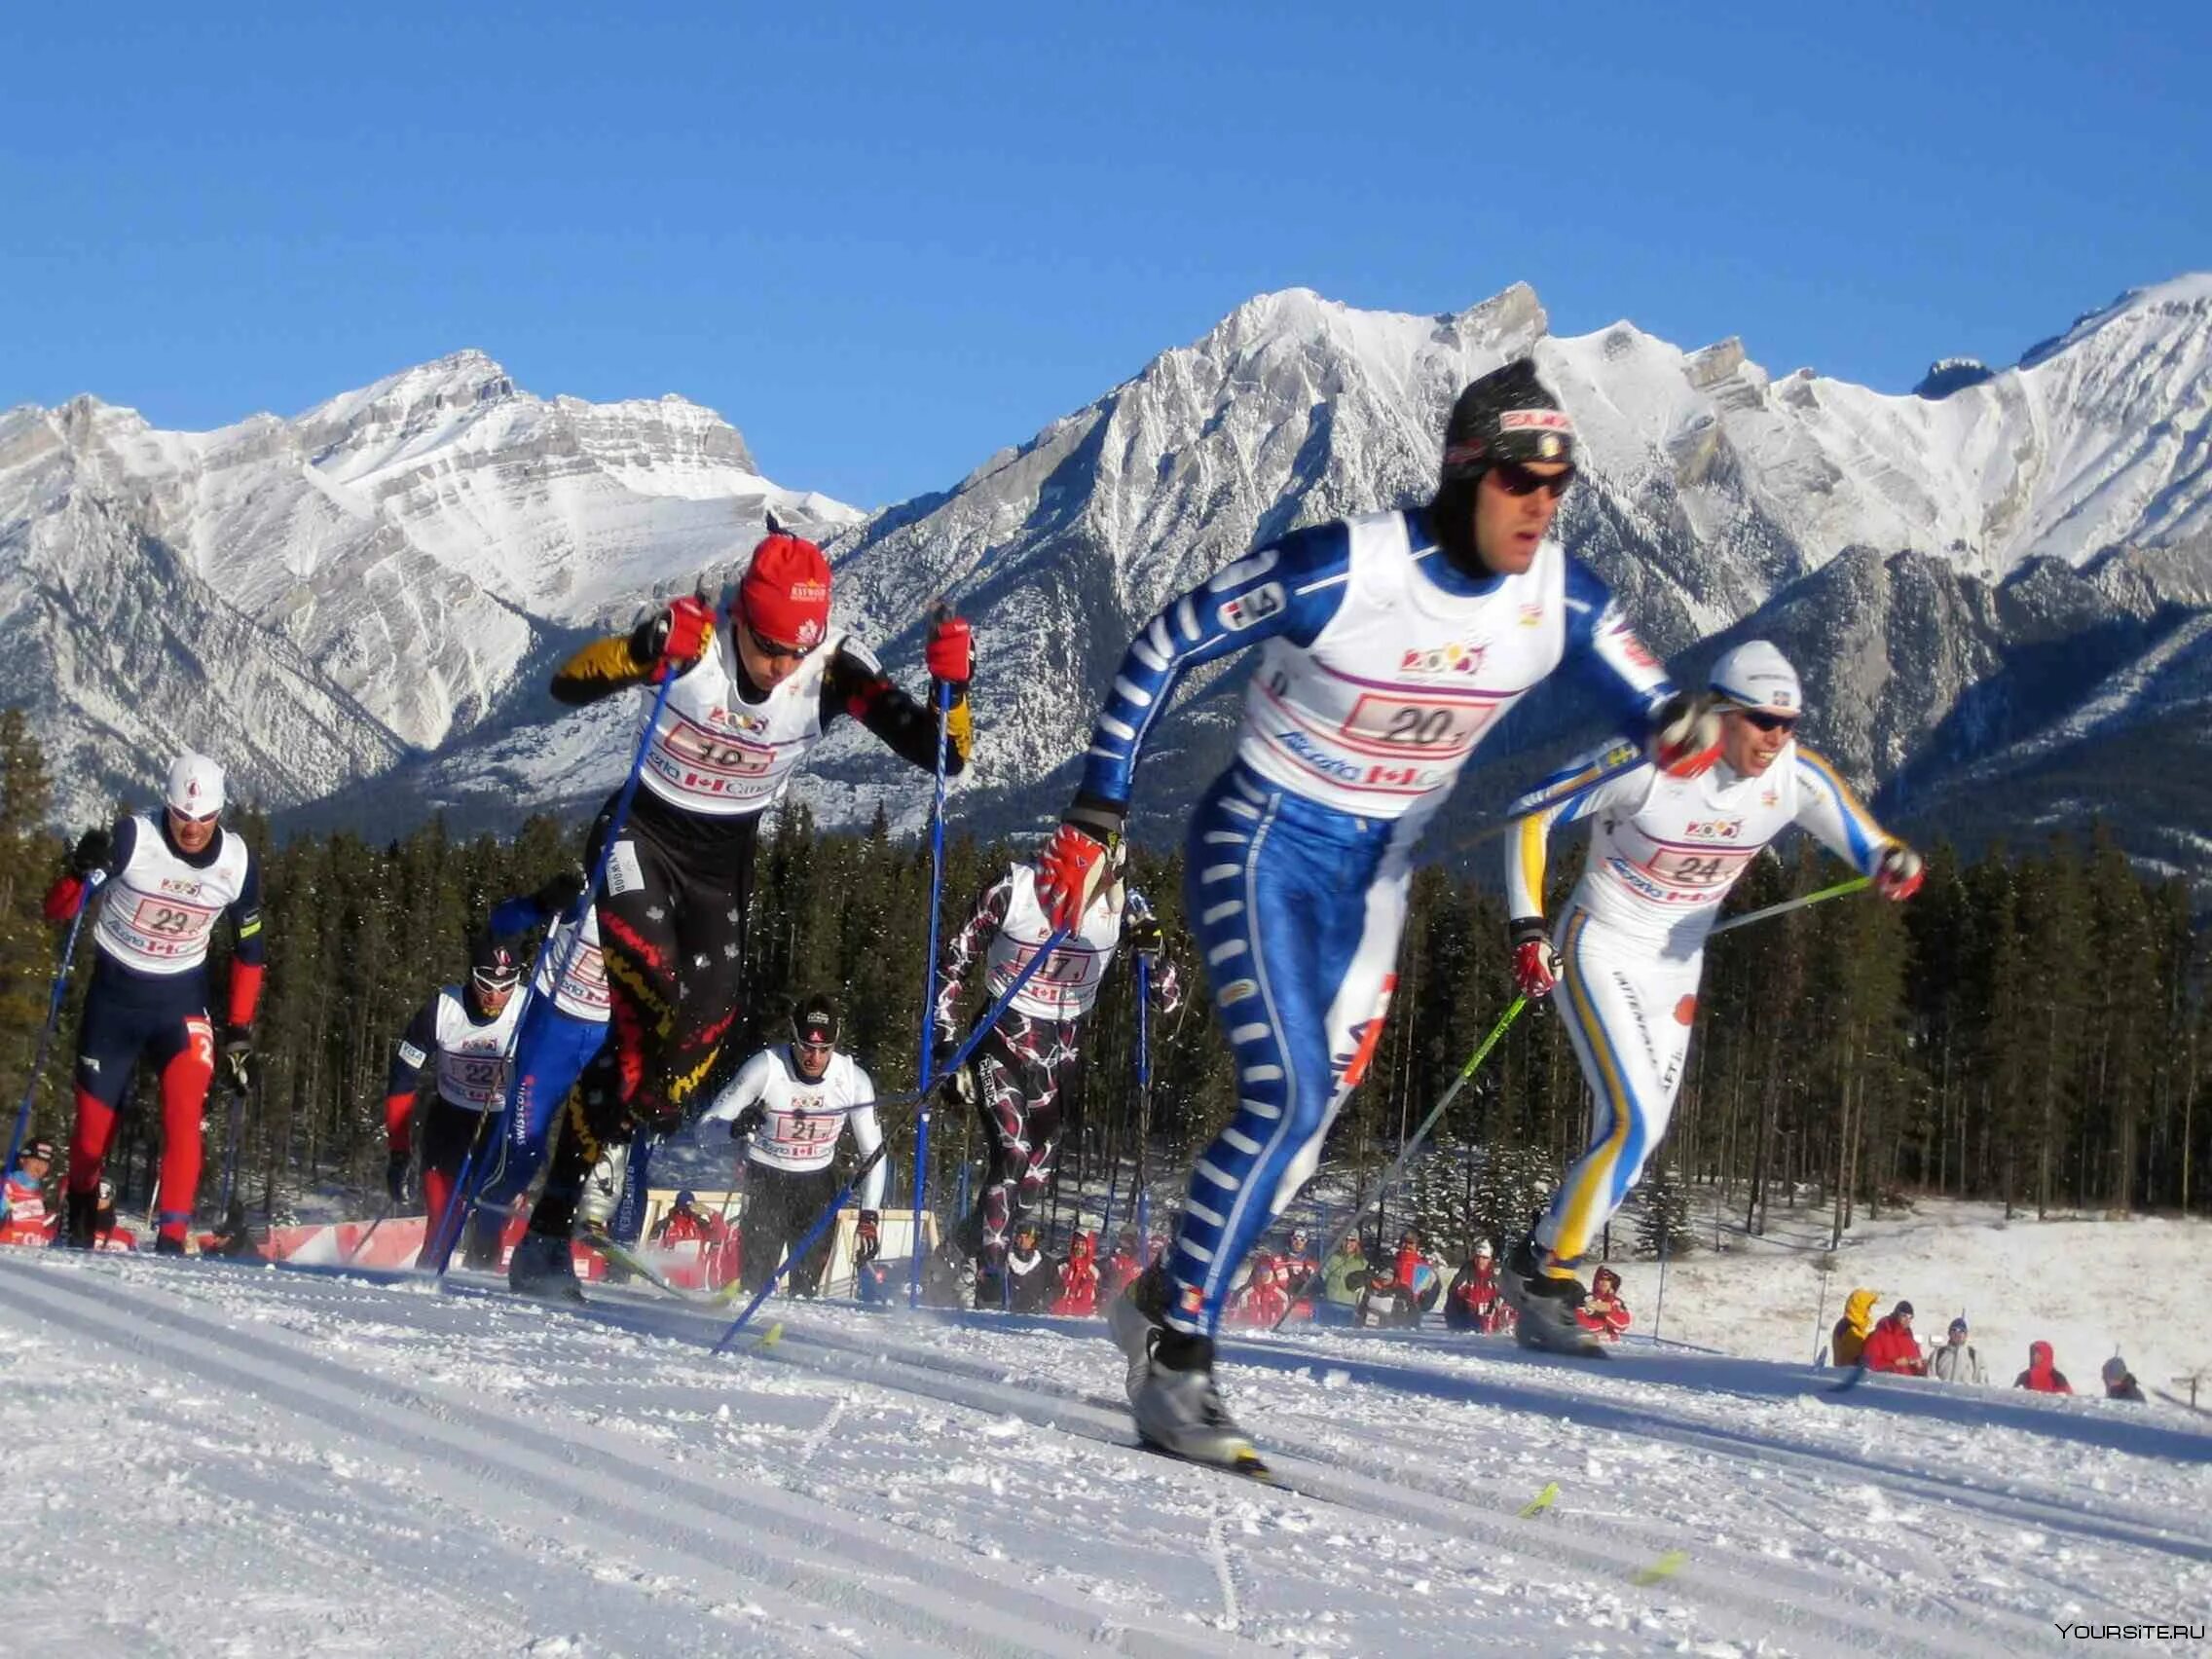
1036, 820, 1115, 933
925, 612, 973, 684
651, 596, 717, 679
1509, 919, 1561, 999
1651, 693, 1722, 778
1875, 844, 1924, 902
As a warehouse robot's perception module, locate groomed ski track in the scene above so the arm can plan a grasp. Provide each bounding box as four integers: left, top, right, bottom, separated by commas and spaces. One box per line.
1, 1252, 2205, 1655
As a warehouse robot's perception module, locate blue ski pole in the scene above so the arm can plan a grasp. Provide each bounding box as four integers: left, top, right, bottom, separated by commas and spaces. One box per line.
716, 922, 1069, 1351
6, 870, 105, 1179
909, 658, 954, 1309
425, 653, 683, 1275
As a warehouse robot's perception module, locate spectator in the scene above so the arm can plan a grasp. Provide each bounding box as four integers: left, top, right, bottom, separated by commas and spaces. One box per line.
3, 1137, 56, 1243
1576, 1265, 1633, 1341
91, 1179, 136, 1253
2014, 1340, 2074, 1395
1230, 1254, 1290, 1328
1003, 1221, 1055, 1314
1860, 1301, 1926, 1375
1445, 1239, 1515, 1335
1355, 1267, 1418, 1329
649, 1190, 713, 1247
1101, 1227, 1145, 1302
2100, 1355, 2146, 1404
1052, 1231, 1101, 1317
1831, 1287, 1879, 1367
1280, 1225, 1317, 1288
1927, 1317, 1987, 1384
1319, 1236, 1370, 1325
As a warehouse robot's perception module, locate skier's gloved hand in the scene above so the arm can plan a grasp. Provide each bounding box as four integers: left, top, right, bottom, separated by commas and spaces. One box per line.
855, 1209, 882, 1265
68, 827, 113, 878
729, 1103, 767, 1141
938, 1060, 977, 1110
1125, 913, 1164, 957
533, 869, 587, 916
925, 612, 974, 685
1509, 918, 1561, 1000
218, 1025, 253, 1092
1874, 843, 1925, 902
385, 1148, 411, 1205
1037, 799, 1124, 932
1650, 692, 1723, 778
639, 595, 716, 680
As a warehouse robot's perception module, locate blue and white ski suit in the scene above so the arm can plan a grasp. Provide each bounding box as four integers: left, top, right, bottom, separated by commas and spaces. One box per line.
1079, 507, 1675, 1335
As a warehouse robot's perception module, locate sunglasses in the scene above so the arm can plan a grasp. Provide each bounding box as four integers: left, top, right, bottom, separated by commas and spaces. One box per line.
168, 807, 220, 828
796, 1036, 833, 1052
1489, 460, 1576, 499
745, 624, 807, 662
1732, 708, 1798, 733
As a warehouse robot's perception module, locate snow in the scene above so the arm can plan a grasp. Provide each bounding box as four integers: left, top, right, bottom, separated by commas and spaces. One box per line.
1, 1245, 2204, 1656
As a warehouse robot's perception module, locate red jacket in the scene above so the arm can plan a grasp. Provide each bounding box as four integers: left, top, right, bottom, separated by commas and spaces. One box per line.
1576, 1292, 1632, 1340
1102, 1246, 1144, 1301
1860, 1315, 1926, 1375
1052, 1238, 1100, 1316
2014, 1341, 2074, 1394
654, 1207, 713, 1246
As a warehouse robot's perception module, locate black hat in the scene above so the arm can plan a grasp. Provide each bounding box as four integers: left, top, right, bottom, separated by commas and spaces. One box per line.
793, 992, 840, 1049
20, 1138, 55, 1163
1894, 1300, 1915, 1317
469, 934, 523, 993
1441, 358, 1576, 481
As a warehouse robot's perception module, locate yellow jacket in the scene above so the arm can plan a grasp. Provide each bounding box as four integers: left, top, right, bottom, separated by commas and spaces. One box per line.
1831, 1288, 1879, 1367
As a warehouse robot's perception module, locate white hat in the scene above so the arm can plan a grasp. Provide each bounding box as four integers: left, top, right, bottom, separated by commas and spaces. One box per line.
166, 752, 226, 818
1708, 641, 1802, 717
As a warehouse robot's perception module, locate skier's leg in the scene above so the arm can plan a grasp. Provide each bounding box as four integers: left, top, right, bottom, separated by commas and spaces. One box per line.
61, 987, 146, 1227
1005, 1015, 1074, 1240
477, 1002, 606, 1208
788, 1165, 842, 1296
737, 1165, 789, 1294
969, 1033, 1032, 1305
151, 1014, 216, 1251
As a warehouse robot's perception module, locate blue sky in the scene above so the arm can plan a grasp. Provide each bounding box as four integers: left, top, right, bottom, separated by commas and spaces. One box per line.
4, 4, 2205, 508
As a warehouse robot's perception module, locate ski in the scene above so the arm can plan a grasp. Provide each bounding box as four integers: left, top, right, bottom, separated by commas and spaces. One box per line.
585, 1235, 746, 1306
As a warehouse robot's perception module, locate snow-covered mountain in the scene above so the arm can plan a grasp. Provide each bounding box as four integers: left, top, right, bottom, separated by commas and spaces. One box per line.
0, 352, 858, 821
8, 277, 2211, 874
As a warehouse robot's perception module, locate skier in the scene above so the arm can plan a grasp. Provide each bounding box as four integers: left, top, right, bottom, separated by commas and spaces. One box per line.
933, 857, 1181, 1307
42, 753, 264, 1254
507, 529, 972, 1298
1499, 641, 1923, 1351
460, 870, 611, 1268
384, 936, 527, 1266
1575, 1266, 1633, 1342
3, 1138, 55, 1245
1928, 1318, 1987, 1384
1051, 358, 1719, 1466
1002, 1220, 1055, 1313
1052, 1231, 1101, 1316
694, 992, 884, 1299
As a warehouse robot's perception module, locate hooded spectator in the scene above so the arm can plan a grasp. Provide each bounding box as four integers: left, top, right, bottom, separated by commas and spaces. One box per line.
1446, 1239, 1514, 1335
1861, 1301, 1926, 1375
1576, 1265, 1632, 1341
1101, 1227, 1145, 1302
1927, 1317, 1986, 1384
2100, 1355, 2146, 1404
650, 1190, 713, 1246
1052, 1230, 1100, 1317
1832, 1287, 1879, 1367
2014, 1341, 2073, 1394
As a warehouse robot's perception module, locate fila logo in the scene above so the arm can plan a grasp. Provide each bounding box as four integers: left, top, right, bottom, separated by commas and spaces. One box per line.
1221, 582, 1285, 632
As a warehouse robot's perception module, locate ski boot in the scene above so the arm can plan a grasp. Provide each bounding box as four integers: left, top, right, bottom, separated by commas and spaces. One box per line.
508, 1229, 585, 1304
154, 1233, 187, 1258
51, 1190, 99, 1250
1502, 1235, 1604, 1356
1130, 1330, 1268, 1476
1108, 1258, 1172, 1401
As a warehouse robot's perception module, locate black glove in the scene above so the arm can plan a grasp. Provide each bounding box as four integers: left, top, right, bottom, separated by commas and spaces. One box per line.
386, 1149, 411, 1204
1125, 914, 1164, 957
534, 869, 588, 916
730, 1103, 767, 1141
855, 1210, 882, 1265
69, 827, 113, 878
219, 1025, 253, 1092
937, 1060, 977, 1111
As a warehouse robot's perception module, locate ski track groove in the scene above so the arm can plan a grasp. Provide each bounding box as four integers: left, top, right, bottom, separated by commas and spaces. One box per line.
0, 1259, 1254, 1659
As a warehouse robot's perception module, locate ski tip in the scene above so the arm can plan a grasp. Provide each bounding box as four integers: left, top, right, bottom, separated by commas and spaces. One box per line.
756, 1321, 784, 1350
1628, 1549, 1688, 1586
1230, 1449, 1272, 1481
1517, 1480, 1561, 1518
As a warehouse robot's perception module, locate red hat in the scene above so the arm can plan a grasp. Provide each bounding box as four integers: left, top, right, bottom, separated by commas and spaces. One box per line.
738, 534, 831, 651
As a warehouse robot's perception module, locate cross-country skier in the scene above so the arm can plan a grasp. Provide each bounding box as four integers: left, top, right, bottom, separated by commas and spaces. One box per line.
693, 992, 884, 1298
1500, 640, 1922, 1350
384, 936, 526, 1266
1039, 358, 1720, 1467
42, 753, 264, 1254
932, 858, 1181, 1306
506, 530, 972, 1299
459, 871, 610, 1268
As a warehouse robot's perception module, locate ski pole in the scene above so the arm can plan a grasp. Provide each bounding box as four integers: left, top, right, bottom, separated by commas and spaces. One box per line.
909, 651, 954, 1309
426, 656, 682, 1275
716, 922, 1070, 1350
1710, 875, 1871, 937
1272, 994, 1527, 1331
5, 870, 105, 1179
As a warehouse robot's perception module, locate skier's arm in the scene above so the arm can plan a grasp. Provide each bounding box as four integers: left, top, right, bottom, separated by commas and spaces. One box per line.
1788, 747, 1897, 877
694, 1050, 774, 1135
934, 874, 1013, 1047
549, 600, 715, 707
821, 638, 971, 778
846, 1069, 886, 1210
224, 847, 267, 1029
43, 816, 132, 920
384, 997, 442, 1154
1501, 751, 1655, 920
1559, 560, 1719, 774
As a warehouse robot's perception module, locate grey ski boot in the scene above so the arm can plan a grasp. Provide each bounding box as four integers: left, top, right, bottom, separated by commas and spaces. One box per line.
1130, 1330, 1268, 1476
1503, 1235, 1604, 1356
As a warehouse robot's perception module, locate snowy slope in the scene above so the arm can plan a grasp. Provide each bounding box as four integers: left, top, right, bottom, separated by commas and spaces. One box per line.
1, 1250, 2204, 1656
